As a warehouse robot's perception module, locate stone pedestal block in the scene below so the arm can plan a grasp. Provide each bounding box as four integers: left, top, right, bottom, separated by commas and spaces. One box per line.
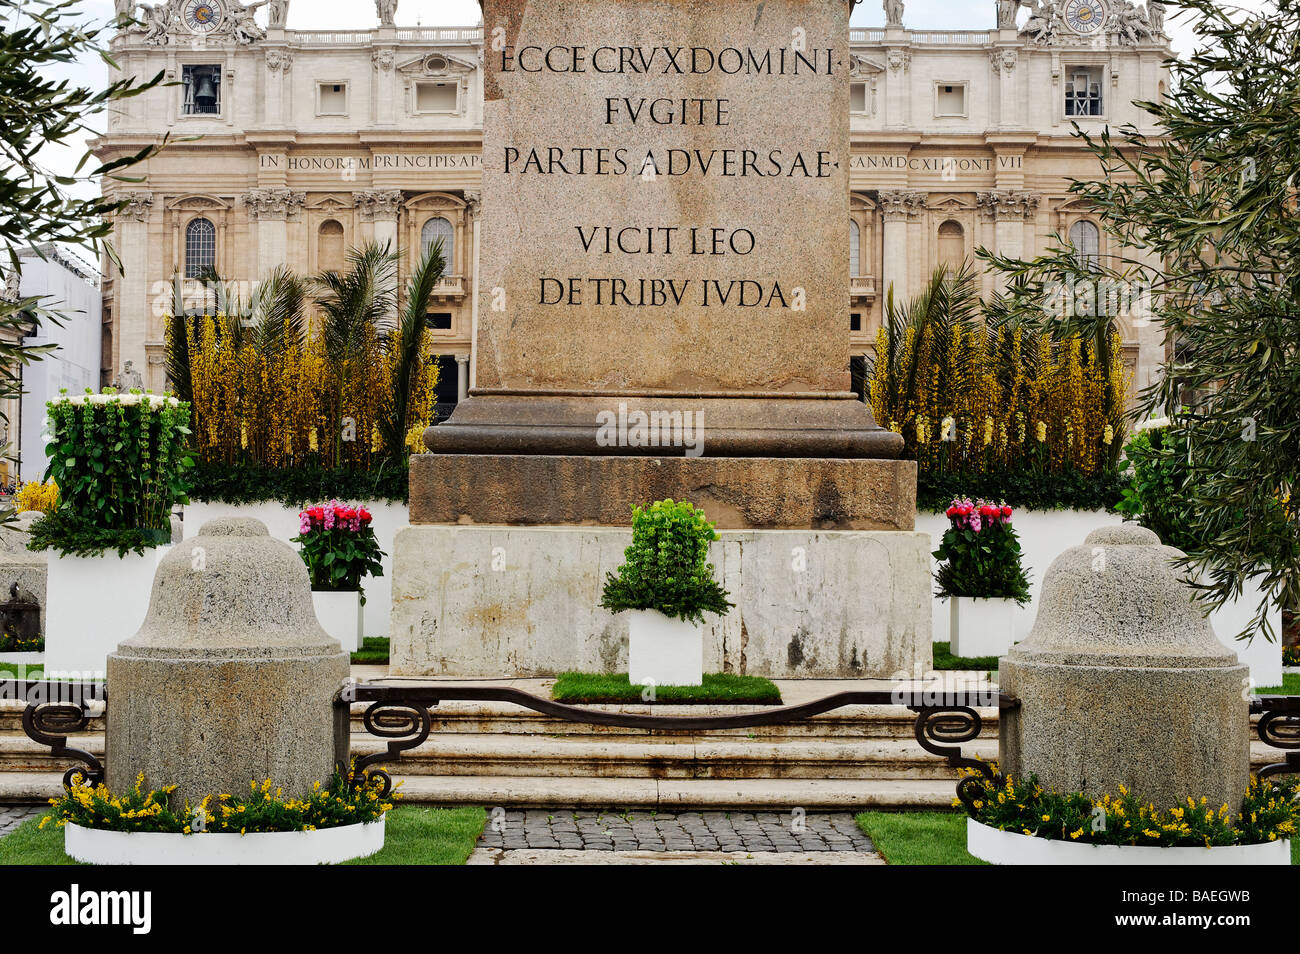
999, 525, 1250, 810
408, 454, 917, 530
390, 525, 931, 678
107, 518, 350, 803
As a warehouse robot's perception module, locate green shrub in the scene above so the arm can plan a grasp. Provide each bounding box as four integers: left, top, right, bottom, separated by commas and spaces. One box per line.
1115, 426, 1202, 552
32, 392, 193, 557
187, 460, 408, 508
933, 498, 1031, 602
600, 499, 733, 625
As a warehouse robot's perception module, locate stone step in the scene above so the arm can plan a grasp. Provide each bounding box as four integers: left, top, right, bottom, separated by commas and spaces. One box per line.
346, 734, 1000, 780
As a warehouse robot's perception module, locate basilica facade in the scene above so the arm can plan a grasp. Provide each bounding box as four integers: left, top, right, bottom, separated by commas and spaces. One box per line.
94, 0, 1171, 407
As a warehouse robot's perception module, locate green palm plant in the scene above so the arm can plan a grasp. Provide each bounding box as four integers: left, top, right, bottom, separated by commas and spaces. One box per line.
378, 239, 445, 467
313, 241, 398, 370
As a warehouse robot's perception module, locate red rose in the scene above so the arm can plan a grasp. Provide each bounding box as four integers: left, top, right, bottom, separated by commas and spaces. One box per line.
1001, 505, 1013, 517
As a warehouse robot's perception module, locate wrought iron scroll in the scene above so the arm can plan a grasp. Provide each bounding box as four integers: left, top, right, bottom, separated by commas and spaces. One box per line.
910, 705, 1003, 809
19, 686, 106, 790
1252, 696, 1300, 779
349, 702, 432, 797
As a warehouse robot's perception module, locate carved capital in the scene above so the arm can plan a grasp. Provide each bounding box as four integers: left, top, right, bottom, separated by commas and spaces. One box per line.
118, 191, 154, 223
372, 48, 395, 71
977, 190, 1041, 220
353, 189, 404, 221
265, 49, 293, 72
989, 48, 1017, 75
878, 189, 927, 222
886, 48, 911, 74
241, 188, 306, 221
463, 190, 482, 218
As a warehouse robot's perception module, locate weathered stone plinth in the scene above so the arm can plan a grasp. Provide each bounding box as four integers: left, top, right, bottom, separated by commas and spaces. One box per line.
106, 518, 350, 804
409, 454, 916, 530
999, 525, 1250, 810
390, 525, 931, 678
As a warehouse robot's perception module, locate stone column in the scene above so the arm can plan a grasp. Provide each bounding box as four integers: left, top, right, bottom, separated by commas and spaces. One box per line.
242, 188, 306, 279
373, 48, 397, 126
878, 190, 923, 303
263, 49, 292, 126
114, 192, 153, 378
455, 354, 470, 402
989, 47, 1019, 128
355, 189, 403, 254
884, 48, 911, 129
977, 190, 1039, 291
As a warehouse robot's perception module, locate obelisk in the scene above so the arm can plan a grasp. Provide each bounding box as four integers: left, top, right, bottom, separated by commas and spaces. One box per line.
396, 0, 929, 678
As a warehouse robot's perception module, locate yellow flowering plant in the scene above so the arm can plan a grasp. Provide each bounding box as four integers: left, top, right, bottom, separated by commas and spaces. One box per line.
961, 771, 1300, 848
14, 479, 57, 515
41, 767, 399, 835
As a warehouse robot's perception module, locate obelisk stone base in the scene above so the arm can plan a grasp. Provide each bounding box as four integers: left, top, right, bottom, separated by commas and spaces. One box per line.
389, 525, 931, 678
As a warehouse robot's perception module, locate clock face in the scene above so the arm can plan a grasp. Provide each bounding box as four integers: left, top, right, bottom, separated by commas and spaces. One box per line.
1063, 0, 1106, 33
184, 0, 224, 33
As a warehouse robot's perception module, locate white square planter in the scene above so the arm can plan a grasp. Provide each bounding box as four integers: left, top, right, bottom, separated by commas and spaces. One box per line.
1207, 575, 1284, 689
312, 590, 362, 653
627, 609, 703, 687
44, 548, 170, 679
949, 597, 1018, 659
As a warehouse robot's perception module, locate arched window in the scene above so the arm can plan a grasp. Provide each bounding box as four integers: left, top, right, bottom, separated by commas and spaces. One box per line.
184, 217, 216, 278
849, 219, 861, 276
318, 219, 345, 273
1069, 219, 1100, 271
421, 216, 455, 272
938, 220, 964, 271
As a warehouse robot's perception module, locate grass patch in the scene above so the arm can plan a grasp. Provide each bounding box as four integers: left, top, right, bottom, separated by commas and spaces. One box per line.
1257, 673, 1300, 695
932, 641, 1000, 672
0, 805, 486, 866
856, 811, 986, 865
552, 672, 781, 705
351, 636, 390, 665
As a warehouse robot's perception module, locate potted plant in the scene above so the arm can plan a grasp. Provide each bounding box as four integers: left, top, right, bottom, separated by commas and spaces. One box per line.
599, 499, 732, 687
934, 497, 1030, 657
31, 390, 193, 677
292, 501, 384, 652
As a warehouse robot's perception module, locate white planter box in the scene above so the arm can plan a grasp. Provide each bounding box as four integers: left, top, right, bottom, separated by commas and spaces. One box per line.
949, 597, 1017, 659
1207, 574, 1283, 689
967, 818, 1289, 866
312, 589, 362, 653
184, 501, 407, 638
65, 818, 384, 866
627, 609, 703, 687
44, 548, 169, 679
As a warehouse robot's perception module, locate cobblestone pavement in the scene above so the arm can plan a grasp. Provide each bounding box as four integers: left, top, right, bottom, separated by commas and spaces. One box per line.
478, 810, 875, 853
0, 806, 42, 838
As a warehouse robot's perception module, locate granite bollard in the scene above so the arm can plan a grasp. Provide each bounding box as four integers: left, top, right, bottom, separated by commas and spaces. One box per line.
106, 518, 350, 804
999, 525, 1250, 810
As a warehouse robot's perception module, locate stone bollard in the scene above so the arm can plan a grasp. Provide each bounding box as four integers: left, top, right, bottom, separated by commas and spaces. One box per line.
999, 524, 1250, 811
106, 518, 350, 804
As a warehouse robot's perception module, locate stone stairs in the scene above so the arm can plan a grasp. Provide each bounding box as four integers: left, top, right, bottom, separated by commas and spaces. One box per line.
0, 678, 1284, 810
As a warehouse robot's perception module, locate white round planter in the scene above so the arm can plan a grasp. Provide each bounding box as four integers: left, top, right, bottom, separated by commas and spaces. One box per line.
627, 609, 703, 687
312, 590, 363, 653
65, 818, 384, 866
44, 548, 170, 679
967, 818, 1290, 866
949, 596, 1017, 659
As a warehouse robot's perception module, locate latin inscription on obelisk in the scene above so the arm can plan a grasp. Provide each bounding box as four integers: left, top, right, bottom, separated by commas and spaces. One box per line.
476, 0, 851, 395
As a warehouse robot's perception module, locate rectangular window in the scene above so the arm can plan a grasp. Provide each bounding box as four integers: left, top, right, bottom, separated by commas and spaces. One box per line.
415, 81, 458, 113
181, 65, 221, 116
318, 82, 348, 116
1065, 67, 1104, 117
850, 82, 867, 114
934, 83, 967, 118
426, 312, 453, 331
850, 312, 862, 332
